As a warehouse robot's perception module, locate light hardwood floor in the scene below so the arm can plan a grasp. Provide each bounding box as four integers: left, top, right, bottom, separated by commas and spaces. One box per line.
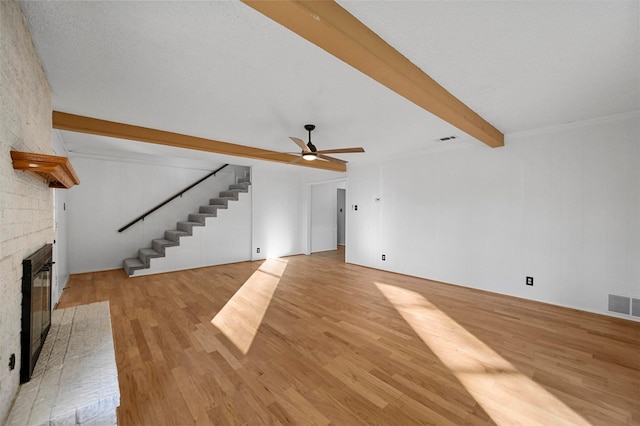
57, 248, 639, 425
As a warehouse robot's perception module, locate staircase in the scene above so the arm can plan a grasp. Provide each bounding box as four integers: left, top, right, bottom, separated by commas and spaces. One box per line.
123, 175, 251, 276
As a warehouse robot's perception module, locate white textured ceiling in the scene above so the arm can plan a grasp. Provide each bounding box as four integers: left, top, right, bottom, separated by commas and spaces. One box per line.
20, 0, 639, 169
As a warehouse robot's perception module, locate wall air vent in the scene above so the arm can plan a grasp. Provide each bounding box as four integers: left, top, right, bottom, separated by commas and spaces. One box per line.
608, 294, 631, 315
631, 298, 640, 318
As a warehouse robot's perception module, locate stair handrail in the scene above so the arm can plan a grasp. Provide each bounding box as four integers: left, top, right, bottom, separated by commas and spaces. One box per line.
118, 164, 229, 233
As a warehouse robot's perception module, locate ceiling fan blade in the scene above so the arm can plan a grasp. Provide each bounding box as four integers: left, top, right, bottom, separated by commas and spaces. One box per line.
290, 137, 311, 152
289, 156, 304, 164
315, 147, 365, 154
254, 151, 299, 156
318, 154, 347, 164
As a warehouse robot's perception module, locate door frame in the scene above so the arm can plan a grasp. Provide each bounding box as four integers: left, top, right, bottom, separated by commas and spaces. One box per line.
304, 178, 347, 255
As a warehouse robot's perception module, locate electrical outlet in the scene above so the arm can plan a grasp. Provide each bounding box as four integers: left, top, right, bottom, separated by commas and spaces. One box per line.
526, 276, 534, 286
256, 248, 260, 254
382, 254, 386, 261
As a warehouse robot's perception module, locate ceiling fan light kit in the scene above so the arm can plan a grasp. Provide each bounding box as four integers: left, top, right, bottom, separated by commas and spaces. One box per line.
302, 152, 318, 161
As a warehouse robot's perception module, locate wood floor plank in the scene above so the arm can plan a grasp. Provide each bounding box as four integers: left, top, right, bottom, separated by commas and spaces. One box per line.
57, 248, 639, 425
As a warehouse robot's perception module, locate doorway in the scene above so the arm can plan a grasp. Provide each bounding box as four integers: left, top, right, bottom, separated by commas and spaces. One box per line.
337, 188, 345, 246
307, 179, 346, 255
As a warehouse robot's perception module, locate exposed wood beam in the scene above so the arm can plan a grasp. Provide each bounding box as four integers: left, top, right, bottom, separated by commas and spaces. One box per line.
52, 112, 346, 172
242, 0, 504, 148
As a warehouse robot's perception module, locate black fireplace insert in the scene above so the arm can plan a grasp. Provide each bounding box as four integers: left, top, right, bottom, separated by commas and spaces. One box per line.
20, 243, 53, 383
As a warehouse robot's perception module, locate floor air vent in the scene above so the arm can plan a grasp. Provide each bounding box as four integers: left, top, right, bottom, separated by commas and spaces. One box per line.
608, 294, 631, 315
632, 298, 640, 318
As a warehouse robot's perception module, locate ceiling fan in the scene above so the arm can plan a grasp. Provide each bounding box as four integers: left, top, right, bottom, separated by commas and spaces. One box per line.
287, 124, 365, 165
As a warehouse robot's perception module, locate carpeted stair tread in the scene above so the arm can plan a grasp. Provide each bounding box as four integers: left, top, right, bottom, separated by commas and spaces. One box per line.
209, 198, 229, 207
229, 183, 249, 192
152, 238, 178, 254
177, 220, 204, 226
123, 258, 145, 276
165, 229, 189, 242
188, 213, 215, 223
139, 247, 161, 257
219, 190, 239, 200
199, 205, 222, 214
124, 258, 144, 268
177, 221, 204, 234
139, 248, 162, 264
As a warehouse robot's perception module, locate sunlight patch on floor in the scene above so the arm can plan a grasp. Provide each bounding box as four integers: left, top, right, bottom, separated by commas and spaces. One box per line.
212, 258, 288, 354
375, 282, 590, 426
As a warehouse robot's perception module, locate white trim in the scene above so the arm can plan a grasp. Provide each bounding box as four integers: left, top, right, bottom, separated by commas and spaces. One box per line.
53, 274, 70, 310
304, 182, 311, 255
351, 140, 480, 168
52, 130, 70, 157
305, 178, 347, 255
67, 150, 225, 172
348, 260, 640, 323
304, 176, 348, 186
506, 110, 640, 140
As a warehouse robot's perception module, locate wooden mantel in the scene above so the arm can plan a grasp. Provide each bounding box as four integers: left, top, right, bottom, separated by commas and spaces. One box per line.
10, 151, 80, 188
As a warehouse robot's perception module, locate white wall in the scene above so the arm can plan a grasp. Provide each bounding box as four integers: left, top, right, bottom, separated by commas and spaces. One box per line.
0, 1, 54, 421
251, 164, 307, 260
52, 131, 69, 305
346, 113, 639, 319
310, 181, 340, 253
66, 155, 247, 273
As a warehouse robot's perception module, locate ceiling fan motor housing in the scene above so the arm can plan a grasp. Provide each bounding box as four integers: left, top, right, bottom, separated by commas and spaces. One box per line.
304, 124, 317, 152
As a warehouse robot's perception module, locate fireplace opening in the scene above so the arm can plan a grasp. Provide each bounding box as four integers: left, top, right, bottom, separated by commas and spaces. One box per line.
20, 243, 53, 383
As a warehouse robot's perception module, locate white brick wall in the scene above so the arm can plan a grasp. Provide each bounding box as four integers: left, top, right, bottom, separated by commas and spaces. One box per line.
0, 0, 54, 422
